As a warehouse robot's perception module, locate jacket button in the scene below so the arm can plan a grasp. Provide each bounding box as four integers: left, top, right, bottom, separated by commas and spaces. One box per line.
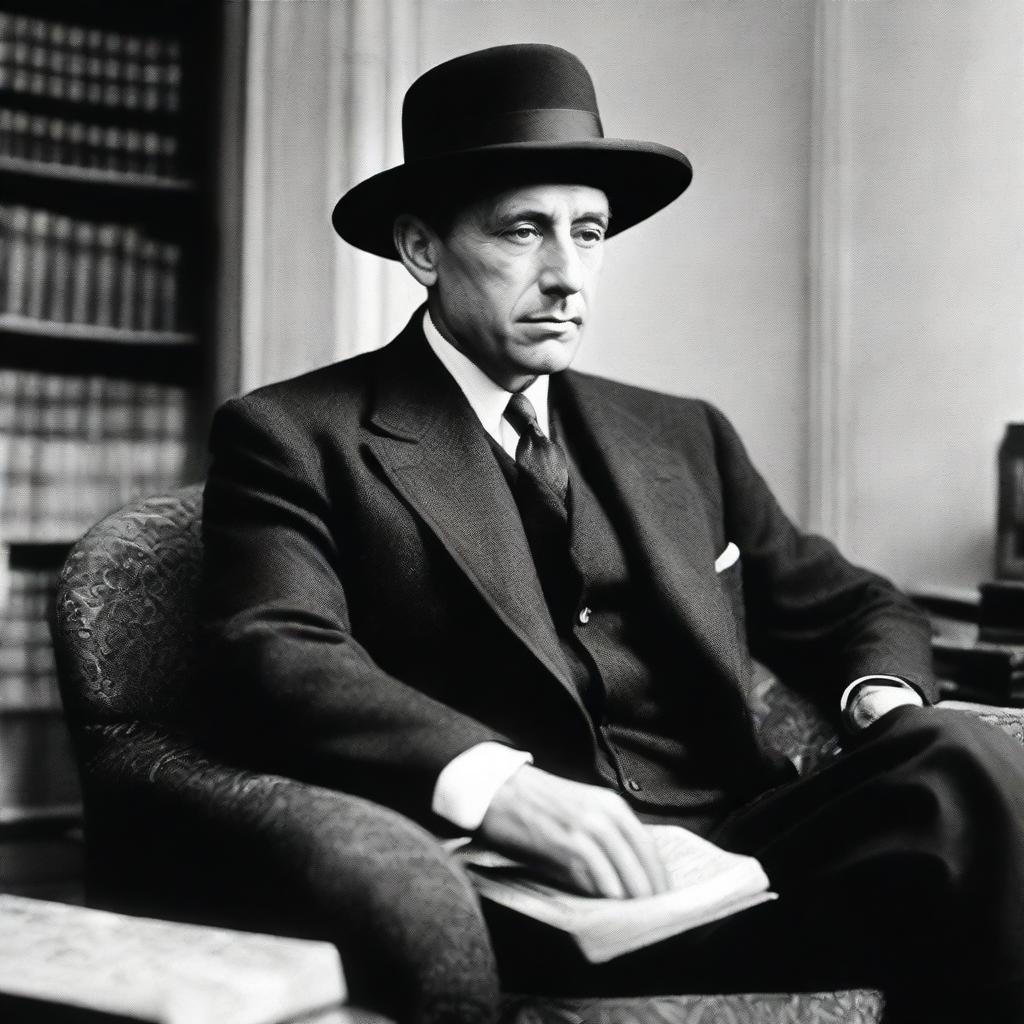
578, 605, 592, 625
625, 778, 642, 792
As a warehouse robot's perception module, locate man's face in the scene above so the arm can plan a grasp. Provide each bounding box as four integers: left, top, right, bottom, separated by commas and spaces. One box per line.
427, 183, 609, 392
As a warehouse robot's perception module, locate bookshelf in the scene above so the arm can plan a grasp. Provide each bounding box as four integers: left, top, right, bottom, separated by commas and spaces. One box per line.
0, 0, 221, 832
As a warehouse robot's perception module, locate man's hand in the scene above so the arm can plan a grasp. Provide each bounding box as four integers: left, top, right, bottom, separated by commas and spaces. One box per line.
478, 765, 670, 899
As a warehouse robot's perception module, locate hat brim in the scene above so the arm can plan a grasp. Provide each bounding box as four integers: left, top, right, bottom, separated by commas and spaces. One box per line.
331, 139, 692, 260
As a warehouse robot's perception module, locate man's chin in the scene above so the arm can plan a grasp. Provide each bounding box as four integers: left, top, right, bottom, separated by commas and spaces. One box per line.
514, 336, 582, 376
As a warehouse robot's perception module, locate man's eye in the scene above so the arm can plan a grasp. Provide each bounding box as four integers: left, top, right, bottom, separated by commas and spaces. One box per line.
505, 225, 540, 241
574, 227, 605, 245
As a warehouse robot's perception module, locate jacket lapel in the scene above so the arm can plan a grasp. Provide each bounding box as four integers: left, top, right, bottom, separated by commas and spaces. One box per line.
365, 317, 577, 698
556, 372, 745, 689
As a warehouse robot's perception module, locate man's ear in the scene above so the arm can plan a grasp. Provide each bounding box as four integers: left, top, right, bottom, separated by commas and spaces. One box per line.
393, 215, 440, 287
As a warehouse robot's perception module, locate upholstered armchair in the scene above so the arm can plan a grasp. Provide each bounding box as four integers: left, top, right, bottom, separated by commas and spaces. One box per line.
52, 486, 1024, 1024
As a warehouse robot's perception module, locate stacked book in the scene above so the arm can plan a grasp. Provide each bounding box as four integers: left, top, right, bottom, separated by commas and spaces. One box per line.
0, 204, 185, 332
0, 559, 60, 713
917, 586, 1024, 706
933, 637, 1024, 706
0, 896, 346, 1024
0, 13, 182, 113
0, 106, 183, 180
0, 369, 190, 537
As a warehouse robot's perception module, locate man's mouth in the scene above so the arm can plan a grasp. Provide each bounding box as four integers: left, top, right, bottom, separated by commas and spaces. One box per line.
521, 316, 583, 326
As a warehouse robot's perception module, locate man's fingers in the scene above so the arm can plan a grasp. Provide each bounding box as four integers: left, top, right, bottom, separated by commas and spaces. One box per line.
582, 815, 656, 898
594, 801, 672, 897
561, 832, 626, 899
615, 812, 671, 895
560, 794, 670, 899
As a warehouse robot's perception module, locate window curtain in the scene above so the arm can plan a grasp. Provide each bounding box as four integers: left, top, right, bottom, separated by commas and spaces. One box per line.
235, 0, 422, 395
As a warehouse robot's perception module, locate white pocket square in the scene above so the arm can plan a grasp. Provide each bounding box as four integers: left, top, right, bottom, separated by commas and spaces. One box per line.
714, 542, 740, 573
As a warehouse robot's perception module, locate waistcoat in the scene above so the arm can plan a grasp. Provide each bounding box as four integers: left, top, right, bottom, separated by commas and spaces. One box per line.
489, 413, 739, 830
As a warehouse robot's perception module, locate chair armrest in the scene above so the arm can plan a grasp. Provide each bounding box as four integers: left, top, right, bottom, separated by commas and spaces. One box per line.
937, 700, 1024, 745
75, 721, 498, 1024
751, 668, 840, 773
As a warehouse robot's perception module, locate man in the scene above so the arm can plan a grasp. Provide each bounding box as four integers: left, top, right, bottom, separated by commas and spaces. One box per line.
203, 44, 1024, 1021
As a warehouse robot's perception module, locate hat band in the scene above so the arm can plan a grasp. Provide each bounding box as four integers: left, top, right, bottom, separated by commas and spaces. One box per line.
407, 108, 604, 159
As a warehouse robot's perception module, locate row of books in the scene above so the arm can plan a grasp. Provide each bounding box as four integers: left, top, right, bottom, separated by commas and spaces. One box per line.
0, 204, 185, 332
0, 563, 60, 712
0, 13, 182, 114
0, 370, 189, 441
0, 107, 182, 179
0, 435, 189, 536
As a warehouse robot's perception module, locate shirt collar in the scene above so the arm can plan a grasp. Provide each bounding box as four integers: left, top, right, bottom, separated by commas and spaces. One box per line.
421, 309, 550, 446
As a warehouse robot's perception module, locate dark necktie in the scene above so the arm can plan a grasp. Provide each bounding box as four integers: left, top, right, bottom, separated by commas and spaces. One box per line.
503, 392, 569, 505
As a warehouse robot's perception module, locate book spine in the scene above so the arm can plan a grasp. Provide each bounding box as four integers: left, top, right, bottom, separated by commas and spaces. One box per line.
93, 223, 118, 327
0, 13, 10, 92
118, 225, 139, 330
68, 220, 96, 324
138, 237, 159, 331
0, 108, 12, 157
158, 242, 180, 332
0, 372, 14, 433
47, 214, 72, 322
4, 205, 30, 317
45, 20, 66, 102
24, 208, 50, 320
66, 25, 86, 105
0, 205, 8, 311
163, 37, 182, 114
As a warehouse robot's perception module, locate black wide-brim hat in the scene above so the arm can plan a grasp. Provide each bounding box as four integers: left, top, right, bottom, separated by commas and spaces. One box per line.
332, 43, 693, 260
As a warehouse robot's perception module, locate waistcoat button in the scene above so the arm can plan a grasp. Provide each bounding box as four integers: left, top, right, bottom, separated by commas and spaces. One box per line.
578, 605, 592, 625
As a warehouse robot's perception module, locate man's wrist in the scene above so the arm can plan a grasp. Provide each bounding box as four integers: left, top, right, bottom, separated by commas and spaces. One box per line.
841, 675, 923, 730
432, 742, 534, 831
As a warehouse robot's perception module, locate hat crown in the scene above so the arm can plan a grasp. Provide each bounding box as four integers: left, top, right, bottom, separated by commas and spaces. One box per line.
402, 44, 603, 161
333, 42, 692, 260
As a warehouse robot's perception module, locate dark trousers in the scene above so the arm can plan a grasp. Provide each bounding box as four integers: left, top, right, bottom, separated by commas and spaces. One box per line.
488, 706, 1024, 1022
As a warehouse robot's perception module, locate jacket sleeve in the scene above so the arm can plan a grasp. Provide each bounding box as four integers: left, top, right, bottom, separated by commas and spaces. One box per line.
703, 402, 938, 708
201, 396, 508, 829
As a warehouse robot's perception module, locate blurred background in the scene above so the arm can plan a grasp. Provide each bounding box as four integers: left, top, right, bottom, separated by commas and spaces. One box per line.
226, 0, 1024, 589
0, 0, 1022, 886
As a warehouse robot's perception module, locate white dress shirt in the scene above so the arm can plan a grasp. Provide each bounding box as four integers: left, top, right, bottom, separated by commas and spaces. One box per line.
421, 309, 922, 831
422, 309, 549, 458
422, 311, 537, 829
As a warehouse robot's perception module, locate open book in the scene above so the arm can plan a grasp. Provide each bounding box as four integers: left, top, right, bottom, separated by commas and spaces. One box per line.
455, 824, 776, 963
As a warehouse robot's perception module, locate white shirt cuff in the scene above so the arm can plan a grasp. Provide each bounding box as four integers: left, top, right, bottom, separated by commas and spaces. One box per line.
432, 742, 533, 831
841, 675, 923, 729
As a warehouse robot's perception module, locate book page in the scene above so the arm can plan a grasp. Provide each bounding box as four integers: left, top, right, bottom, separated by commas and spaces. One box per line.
458, 824, 766, 893
647, 824, 764, 889
458, 824, 776, 962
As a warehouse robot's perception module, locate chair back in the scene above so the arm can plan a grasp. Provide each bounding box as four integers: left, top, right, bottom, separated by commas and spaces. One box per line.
53, 485, 205, 733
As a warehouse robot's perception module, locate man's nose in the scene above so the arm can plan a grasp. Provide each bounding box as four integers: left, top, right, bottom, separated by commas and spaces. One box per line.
538, 235, 584, 296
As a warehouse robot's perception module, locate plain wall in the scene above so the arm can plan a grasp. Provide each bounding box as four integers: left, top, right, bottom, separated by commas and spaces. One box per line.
241, 0, 1024, 592
419, 0, 816, 522
836, 0, 1024, 590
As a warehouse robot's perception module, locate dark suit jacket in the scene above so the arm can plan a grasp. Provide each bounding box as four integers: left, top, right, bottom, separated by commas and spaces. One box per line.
201, 311, 935, 830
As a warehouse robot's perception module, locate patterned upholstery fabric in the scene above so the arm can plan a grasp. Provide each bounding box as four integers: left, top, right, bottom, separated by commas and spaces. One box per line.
500, 990, 884, 1024
56, 487, 205, 726
51, 486, 1024, 1024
